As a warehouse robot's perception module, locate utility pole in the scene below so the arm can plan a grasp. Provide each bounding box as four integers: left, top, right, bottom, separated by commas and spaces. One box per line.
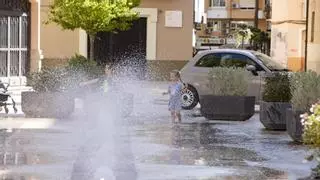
304, 0, 310, 71
254, 0, 259, 28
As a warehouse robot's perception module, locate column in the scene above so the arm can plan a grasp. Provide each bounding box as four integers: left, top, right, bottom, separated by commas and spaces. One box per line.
29, 0, 43, 72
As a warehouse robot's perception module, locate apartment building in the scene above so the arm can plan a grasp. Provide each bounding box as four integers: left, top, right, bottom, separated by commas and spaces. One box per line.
270, 0, 307, 71
195, 0, 269, 48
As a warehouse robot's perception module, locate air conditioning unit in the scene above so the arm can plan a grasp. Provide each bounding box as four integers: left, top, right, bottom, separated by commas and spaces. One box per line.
232, 3, 239, 8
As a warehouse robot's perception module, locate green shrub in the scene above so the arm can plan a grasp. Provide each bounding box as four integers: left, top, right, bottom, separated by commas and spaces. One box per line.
302, 101, 320, 146
290, 71, 320, 112
28, 54, 104, 93
208, 67, 251, 96
302, 102, 320, 177
262, 72, 291, 102
67, 54, 104, 81
27, 67, 72, 92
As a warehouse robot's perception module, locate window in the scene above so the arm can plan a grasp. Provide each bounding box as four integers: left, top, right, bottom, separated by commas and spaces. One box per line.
210, 0, 226, 7
220, 53, 257, 68
196, 53, 263, 71
195, 53, 221, 67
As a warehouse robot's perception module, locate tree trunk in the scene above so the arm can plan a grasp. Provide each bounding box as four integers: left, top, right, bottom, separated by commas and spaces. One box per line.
242, 36, 244, 49
89, 34, 95, 61
254, 0, 259, 28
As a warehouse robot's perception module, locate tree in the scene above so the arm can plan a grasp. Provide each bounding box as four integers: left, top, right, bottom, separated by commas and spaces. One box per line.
248, 27, 270, 54
235, 24, 252, 49
46, 0, 141, 61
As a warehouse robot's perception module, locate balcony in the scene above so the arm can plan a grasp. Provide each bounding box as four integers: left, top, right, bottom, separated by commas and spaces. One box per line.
207, 8, 265, 20
207, 7, 228, 19
231, 9, 265, 19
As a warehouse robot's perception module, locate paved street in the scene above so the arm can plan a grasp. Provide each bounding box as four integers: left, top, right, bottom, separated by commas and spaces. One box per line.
0, 81, 315, 180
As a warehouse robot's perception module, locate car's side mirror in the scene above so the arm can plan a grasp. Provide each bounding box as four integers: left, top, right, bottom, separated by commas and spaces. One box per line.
246, 65, 258, 76
246, 65, 256, 71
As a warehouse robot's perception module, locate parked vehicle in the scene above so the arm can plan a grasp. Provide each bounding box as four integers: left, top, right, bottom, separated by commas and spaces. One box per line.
180, 49, 288, 110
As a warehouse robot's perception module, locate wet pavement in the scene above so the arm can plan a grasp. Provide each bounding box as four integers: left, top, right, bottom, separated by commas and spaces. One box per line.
0, 81, 316, 180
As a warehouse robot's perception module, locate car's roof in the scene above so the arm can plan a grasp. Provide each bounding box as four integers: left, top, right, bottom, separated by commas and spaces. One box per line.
198, 48, 255, 55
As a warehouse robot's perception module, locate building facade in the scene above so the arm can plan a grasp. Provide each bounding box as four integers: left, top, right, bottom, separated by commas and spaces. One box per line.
195, 0, 268, 49
0, 0, 41, 86
40, 0, 194, 79
306, 0, 320, 73
270, 0, 307, 71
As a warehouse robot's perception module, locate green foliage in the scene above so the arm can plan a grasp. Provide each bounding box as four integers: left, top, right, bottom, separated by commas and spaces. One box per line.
262, 72, 292, 102
208, 67, 251, 96
248, 26, 270, 50
302, 102, 320, 146
28, 55, 104, 92
46, 0, 140, 35
234, 24, 252, 48
67, 54, 103, 80
27, 67, 72, 92
290, 71, 320, 112
302, 101, 320, 179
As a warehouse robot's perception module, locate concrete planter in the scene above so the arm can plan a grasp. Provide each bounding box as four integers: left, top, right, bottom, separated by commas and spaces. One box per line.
286, 108, 304, 142
260, 101, 291, 130
21, 91, 75, 118
200, 95, 255, 121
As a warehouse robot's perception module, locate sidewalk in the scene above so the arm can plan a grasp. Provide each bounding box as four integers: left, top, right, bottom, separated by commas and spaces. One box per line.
0, 117, 56, 129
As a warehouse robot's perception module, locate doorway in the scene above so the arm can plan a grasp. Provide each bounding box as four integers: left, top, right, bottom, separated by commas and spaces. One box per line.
90, 17, 147, 79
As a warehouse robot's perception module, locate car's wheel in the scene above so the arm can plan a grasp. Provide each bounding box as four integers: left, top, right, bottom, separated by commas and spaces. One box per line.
181, 85, 199, 110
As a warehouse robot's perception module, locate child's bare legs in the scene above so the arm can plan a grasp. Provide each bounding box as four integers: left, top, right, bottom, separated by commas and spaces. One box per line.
176, 111, 181, 123
170, 111, 181, 123
171, 111, 176, 123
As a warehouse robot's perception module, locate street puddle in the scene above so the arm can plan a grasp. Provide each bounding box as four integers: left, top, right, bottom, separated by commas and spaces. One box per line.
0, 173, 47, 180
0, 129, 70, 167
142, 145, 266, 166
134, 123, 288, 179
0, 151, 58, 166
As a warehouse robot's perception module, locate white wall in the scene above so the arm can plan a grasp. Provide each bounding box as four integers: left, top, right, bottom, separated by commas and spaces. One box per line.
195, 0, 205, 23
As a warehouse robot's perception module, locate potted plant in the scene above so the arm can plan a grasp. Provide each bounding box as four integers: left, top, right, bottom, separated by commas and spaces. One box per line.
286, 71, 320, 142
22, 67, 75, 118
200, 67, 255, 121
299, 101, 320, 179
260, 72, 292, 130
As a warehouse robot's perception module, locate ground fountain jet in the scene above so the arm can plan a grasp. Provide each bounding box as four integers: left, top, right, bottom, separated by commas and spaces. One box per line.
69, 60, 140, 180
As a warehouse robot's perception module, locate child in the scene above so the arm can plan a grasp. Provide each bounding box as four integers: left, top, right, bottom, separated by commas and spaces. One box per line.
79, 64, 115, 115
163, 70, 185, 123
79, 64, 114, 94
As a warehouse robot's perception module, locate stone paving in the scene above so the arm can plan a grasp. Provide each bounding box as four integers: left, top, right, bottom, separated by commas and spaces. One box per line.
0, 81, 315, 180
